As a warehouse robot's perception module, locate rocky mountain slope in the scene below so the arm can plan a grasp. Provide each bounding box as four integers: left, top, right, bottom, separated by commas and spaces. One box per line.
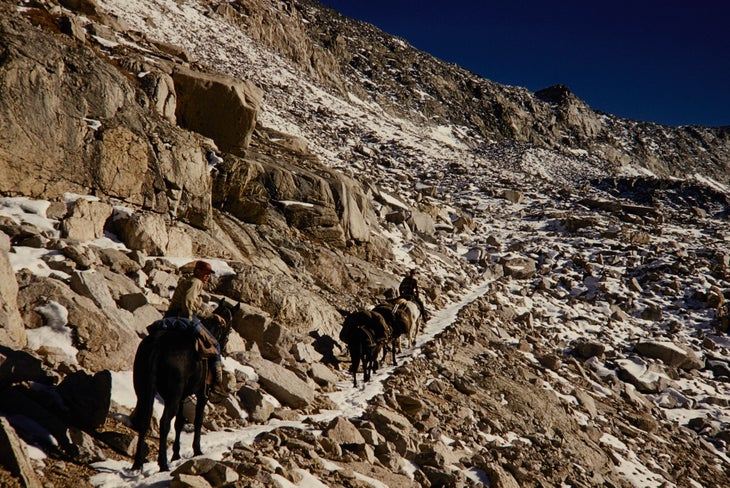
1, 0, 729, 487
219, 0, 730, 182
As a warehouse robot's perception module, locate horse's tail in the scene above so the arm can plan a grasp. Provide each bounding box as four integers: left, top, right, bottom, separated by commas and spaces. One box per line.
131, 335, 159, 433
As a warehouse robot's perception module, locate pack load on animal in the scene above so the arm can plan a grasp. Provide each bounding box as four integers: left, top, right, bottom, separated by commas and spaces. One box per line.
340, 299, 421, 387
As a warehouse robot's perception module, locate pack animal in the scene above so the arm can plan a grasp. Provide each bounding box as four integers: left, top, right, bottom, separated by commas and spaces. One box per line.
372, 298, 421, 359
131, 300, 239, 471
340, 310, 391, 387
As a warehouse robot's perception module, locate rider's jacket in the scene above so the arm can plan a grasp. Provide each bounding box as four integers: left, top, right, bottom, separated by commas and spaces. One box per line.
399, 275, 419, 299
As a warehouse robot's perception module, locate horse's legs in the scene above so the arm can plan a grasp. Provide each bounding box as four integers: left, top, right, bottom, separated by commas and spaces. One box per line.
157, 400, 179, 471
366, 344, 380, 382
131, 420, 150, 470
363, 348, 371, 383
405, 317, 414, 349
171, 401, 186, 462
131, 339, 157, 471
350, 341, 360, 387
192, 392, 207, 456
413, 319, 420, 347
131, 393, 153, 470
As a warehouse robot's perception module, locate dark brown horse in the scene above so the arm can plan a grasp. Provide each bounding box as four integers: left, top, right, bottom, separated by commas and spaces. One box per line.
131, 301, 238, 471
340, 310, 391, 387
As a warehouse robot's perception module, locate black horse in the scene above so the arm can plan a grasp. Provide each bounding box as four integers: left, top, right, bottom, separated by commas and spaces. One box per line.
340, 310, 390, 387
130, 300, 238, 471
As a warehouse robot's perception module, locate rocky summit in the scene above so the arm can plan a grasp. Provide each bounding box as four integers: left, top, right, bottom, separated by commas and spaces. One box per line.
0, 0, 729, 487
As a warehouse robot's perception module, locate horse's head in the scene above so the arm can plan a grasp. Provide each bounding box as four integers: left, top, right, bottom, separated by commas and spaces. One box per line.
207, 300, 241, 351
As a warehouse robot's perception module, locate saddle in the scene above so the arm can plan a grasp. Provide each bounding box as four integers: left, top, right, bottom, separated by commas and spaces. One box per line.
148, 317, 218, 359
148, 316, 192, 333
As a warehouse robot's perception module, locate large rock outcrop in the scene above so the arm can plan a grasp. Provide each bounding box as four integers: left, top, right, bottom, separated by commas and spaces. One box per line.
172, 65, 263, 155
221, 262, 343, 338
16, 275, 139, 372
213, 149, 374, 246
535, 84, 604, 141
0, 11, 138, 199
0, 10, 214, 229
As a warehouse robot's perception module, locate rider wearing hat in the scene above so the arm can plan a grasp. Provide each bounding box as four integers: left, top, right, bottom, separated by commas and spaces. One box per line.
166, 260, 226, 397
167, 260, 216, 320
398, 268, 429, 321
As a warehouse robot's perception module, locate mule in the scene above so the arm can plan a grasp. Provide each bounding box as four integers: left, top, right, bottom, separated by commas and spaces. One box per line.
340, 310, 390, 387
371, 299, 421, 361
130, 300, 238, 471
396, 300, 421, 348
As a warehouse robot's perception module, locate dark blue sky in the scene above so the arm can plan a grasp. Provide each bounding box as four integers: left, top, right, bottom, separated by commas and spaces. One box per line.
318, 1, 729, 127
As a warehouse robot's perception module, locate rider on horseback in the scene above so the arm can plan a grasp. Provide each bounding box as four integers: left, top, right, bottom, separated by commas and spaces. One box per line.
165, 260, 227, 398
399, 268, 429, 321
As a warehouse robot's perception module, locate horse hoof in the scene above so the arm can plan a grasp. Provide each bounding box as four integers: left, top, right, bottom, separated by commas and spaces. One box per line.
131, 462, 143, 471
159, 464, 169, 472
171, 454, 180, 461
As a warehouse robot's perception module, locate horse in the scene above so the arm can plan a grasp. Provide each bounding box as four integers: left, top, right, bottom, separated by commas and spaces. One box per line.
372, 298, 421, 358
130, 300, 239, 471
340, 310, 391, 387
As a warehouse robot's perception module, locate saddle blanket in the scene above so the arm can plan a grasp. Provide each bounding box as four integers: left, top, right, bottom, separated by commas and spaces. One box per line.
148, 317, 220, 357
148, 316, 197, 333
